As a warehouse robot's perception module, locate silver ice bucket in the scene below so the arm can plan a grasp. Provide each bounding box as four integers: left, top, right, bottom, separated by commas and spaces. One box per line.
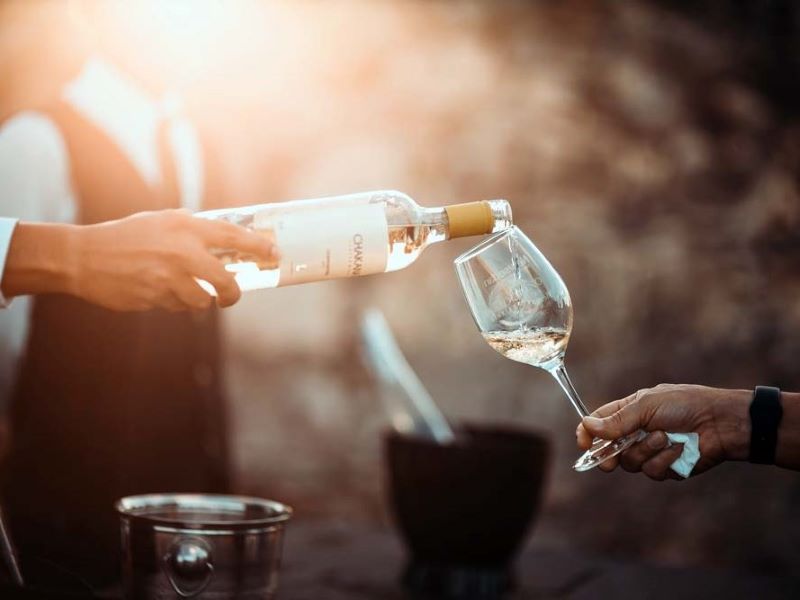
116, 494, 292, 599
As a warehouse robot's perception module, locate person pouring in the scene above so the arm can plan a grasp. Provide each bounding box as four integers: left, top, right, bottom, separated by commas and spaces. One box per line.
0, 55, 276, 591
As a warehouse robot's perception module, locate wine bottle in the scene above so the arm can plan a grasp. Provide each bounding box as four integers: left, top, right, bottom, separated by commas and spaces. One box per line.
196, 190, 512, 290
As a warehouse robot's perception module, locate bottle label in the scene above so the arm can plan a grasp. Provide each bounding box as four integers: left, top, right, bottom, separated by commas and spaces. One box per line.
255, 204, 389, 286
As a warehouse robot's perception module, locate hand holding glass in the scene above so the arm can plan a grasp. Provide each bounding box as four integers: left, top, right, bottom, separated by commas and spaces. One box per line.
454, 226, 645, 471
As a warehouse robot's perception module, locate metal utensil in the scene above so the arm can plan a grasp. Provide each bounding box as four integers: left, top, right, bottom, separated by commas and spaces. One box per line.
0, 505, 23, 587
360, 309, 455, 444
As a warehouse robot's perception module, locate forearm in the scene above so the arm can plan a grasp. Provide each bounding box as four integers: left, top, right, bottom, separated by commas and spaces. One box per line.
776, 392, 800, 470
0, 222, 80, 298
712, 388, 751, 461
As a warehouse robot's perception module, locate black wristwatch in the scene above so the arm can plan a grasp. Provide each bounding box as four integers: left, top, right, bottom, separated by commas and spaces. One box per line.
749, 385, 783, 464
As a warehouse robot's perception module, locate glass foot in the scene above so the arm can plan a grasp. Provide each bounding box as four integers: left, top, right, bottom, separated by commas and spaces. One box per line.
573, 430, 646, 472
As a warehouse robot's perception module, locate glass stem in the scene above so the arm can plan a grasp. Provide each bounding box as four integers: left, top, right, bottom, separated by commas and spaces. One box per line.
548, 362, 590, 418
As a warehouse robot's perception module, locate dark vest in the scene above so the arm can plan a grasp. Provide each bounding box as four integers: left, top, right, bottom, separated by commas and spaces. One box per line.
1, 101, 229, 589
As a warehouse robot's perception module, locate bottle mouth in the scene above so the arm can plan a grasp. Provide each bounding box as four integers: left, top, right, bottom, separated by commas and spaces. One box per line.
486, 199, 513, 226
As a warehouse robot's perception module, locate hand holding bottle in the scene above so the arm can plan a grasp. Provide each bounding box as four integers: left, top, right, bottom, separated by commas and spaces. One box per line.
2, 209, 278, 311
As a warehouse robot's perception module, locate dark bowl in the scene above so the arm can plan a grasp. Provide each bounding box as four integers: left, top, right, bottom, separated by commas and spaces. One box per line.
384, 424, 550, 598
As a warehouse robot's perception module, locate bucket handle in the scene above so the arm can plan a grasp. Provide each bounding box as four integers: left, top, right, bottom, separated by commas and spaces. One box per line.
162, 537, 215, 598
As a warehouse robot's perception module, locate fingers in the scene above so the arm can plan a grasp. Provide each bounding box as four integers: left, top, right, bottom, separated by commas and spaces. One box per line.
586, 434, 686, 481
597, 455, 619, 473
195, 218, 278, 264
582, 390, 648, 440
576, 423, 593, 451
171, 277, 213, 311
576, 393, 639, 449
641, 444, 685, 481
619, 431, 669, 473
578, 438, 687, 480
183, 254, 242, 308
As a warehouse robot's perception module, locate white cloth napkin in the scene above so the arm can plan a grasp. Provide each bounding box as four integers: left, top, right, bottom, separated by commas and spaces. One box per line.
666, 432, 700, 478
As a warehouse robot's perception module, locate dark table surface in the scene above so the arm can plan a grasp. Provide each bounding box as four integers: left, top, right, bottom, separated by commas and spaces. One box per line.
2, 519, 798, 599
281, 520, 800, 600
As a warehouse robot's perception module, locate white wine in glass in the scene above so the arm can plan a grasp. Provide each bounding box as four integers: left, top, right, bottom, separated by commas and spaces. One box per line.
454, 226, 645, 471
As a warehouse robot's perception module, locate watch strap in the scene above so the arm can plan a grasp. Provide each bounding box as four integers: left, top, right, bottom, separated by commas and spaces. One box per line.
749, 385, 783, 464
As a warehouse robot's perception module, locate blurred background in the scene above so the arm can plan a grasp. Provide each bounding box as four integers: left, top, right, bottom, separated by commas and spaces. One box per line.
1, 0, 799, 576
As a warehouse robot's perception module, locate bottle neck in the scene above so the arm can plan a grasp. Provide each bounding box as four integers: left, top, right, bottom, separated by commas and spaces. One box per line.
438, 200, 513, 239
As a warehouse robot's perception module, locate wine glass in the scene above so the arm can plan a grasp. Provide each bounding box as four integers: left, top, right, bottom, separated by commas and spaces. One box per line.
454, 226, 645, 471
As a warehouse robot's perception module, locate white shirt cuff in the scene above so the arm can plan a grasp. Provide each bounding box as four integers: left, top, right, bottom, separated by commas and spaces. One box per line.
0, 217, 19, 308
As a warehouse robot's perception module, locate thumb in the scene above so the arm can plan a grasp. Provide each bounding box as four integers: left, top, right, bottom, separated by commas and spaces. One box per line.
583, 403, 643, 440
